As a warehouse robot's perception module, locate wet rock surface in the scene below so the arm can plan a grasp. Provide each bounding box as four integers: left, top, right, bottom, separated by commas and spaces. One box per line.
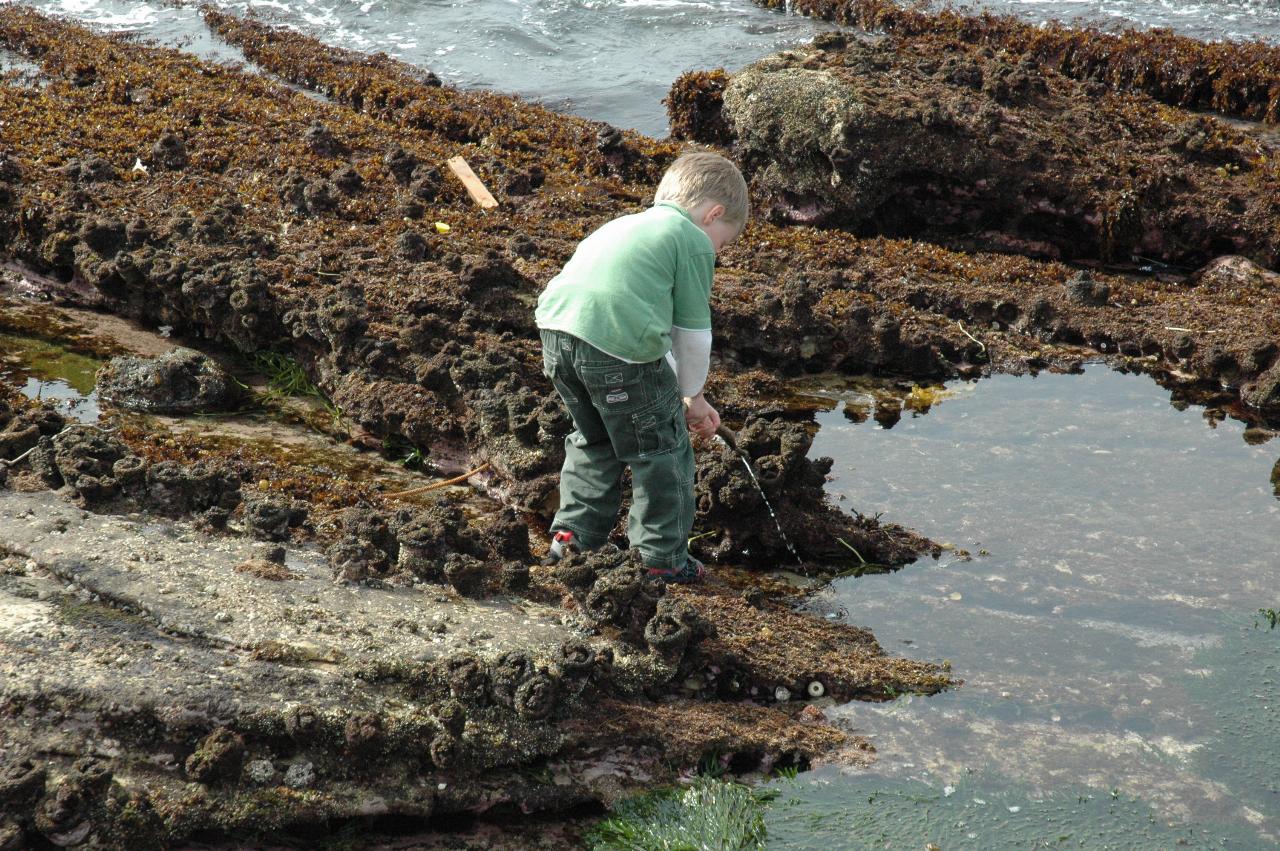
670, 35, 1280, 269
95, 346, 240, 414
0, 486, 928, 844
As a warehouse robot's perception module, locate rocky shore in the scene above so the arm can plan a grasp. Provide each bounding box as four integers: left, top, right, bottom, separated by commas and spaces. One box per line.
0, 2, 1276, 845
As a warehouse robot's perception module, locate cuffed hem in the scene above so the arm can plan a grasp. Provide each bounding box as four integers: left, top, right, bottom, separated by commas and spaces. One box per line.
636, 546, 688, 571
550, 523, 610, 551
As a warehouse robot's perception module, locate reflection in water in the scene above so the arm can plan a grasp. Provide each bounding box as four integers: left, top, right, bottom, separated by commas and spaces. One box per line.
784, 367, 1280, 846
0, 334, 102, 422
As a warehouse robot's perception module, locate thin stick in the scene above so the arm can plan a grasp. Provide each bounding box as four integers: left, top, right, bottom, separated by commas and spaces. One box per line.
836, 536, 867, 564
955, 320, 986, 355
4, 422, 115, 467
384, 462, 490, 499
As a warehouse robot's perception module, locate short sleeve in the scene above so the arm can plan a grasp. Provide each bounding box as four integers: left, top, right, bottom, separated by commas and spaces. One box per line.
672, 246, 714, 331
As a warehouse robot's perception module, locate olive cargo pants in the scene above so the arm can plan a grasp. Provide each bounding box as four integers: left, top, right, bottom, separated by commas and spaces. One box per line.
539, 329, 695, 569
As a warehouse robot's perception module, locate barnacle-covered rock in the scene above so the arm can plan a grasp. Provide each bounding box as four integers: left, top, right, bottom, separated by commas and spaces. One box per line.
499, 560, 529, 593
327, 534, 392, 583
150, 132, 187, 169
558, 639, 596, 680
241, 496, 308, 541
0, 397, 65, 461
184, 727, 246, 784
429, 732, 462, 769
144, 460, 241, 519
430, 699, 467, 736
693, 418, 927, 570
581, 556, 663, 642
489, 649, 535, 709
0, 753, 46, 813
514, 669, 559, 720
283, 705, 322, 742
644, 597, 715, 661
677, 36, 1280, 268
760, 0, 1280, 124
96, 347, 240, 414
441, 652, 489, 702
33, 758, 112, 847
343, 712, 384, 755
443, 552, 486, 596
28, 426, 129, 502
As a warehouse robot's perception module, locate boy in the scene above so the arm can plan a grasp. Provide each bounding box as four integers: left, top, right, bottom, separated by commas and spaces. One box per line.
535, 151, 748, 583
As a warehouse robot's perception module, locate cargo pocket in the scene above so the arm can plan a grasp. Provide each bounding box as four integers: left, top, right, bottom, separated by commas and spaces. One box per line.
632, 401, 682, 458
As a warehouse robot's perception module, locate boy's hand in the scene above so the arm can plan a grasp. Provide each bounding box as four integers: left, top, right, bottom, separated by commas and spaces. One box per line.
684, 393, 721, 440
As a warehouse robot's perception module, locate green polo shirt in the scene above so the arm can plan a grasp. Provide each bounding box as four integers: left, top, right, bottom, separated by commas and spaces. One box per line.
534, 201, 714, 363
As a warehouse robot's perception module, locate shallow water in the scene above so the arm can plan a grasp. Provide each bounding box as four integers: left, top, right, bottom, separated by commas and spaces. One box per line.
773, 367, 1280, 846
0, 333, 102, 422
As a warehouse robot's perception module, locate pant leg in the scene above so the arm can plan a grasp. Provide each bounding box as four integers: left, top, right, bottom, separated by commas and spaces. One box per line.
617, 379, 694, 570
540, 330, 622, 548
556, 336, 693, 570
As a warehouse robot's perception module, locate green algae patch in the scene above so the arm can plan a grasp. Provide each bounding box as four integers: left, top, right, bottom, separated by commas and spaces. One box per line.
587, 776, 776, 851
57, 597, 151, 631
0, 331, 102, 396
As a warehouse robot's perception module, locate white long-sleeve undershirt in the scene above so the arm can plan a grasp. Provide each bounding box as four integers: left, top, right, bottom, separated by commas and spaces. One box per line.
666, 325, 712, 398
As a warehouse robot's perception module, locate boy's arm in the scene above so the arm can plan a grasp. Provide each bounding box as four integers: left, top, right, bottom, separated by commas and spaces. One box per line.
670, 326, 719, 439
669, 326, 711, 398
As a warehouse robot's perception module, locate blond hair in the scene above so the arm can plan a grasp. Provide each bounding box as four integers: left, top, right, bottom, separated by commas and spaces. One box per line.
653, 151, 749, 227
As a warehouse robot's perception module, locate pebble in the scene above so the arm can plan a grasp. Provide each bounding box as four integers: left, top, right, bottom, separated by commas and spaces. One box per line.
246, 759, 275, 784
284, 761, 315, 789
214, 612, 233, 623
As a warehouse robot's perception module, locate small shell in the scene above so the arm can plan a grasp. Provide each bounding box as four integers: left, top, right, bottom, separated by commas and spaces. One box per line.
807, 680, 826, 698
774, 685, 792, 702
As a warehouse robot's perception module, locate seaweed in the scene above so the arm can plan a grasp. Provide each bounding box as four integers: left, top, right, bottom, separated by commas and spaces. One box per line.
754, 0, 1280, 123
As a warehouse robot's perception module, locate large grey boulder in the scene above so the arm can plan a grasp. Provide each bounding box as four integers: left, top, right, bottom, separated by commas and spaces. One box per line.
95, 346, 240, 414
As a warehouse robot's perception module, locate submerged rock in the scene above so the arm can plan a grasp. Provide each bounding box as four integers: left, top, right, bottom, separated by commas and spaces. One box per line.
95, 347, 240, 414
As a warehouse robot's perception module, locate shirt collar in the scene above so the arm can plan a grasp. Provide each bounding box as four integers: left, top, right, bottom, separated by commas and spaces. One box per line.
653, 200, 693, 221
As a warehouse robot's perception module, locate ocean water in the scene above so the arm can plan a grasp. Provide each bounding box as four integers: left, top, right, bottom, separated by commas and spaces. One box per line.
13, 0, 1280, 140
1, 0, 825, 137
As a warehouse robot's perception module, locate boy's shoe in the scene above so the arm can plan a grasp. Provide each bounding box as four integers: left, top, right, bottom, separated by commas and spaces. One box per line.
544, 530, 578, 565
647, 556, 707, 585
